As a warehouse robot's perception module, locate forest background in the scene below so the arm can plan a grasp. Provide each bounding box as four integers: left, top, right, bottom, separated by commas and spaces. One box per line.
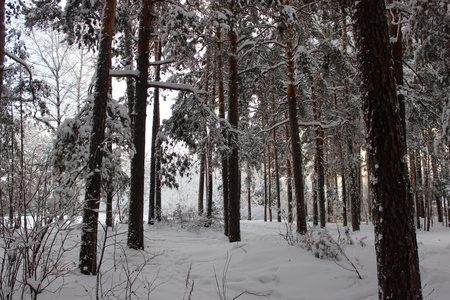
0, 0, 449, 299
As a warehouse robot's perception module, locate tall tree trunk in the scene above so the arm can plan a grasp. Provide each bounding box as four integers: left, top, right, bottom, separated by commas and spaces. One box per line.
202, 45, 211, 219
216, 26, 229, 236
267, 143, 272, 222
263, 148, 268, 222
247, 167, 251, 221
353, 0, 423, 298
128, 0, 154, 250
313, 158, 318, 226
410, 151, 421, 229
207, 142, 213, 220
313, 90, 326, 228
348, 133, 360, 231
271, 92, 281, 222
415, 150, 425, 218
431, 154, 443, 223
198, 150, 206, 216
284, 11, 306, 233
148, 39, 161, 224
125, 0, 135, 132
227, 6, 240, 242
106, 141, 113, 228
341, 155, 348, 227
79, 0, 116, 275
155, 144, 162, 222
0, 0, 5, 100
285, 121, 293, 223
424, 150, 430, 231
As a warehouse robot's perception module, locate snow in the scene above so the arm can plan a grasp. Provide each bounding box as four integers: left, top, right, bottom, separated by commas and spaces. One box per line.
20, 217, 448, 300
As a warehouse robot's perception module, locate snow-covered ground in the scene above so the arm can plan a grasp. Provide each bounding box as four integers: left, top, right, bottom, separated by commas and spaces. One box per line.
32, 217, 449, 300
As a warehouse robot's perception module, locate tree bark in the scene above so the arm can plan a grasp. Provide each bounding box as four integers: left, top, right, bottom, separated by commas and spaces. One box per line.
148, 39, 161, 224
0, 0, 5, 100
263, 148, 268, 222
285, 121, 293, 224
348, 133, 360, 231
128, 0, 154, 250
431, 154, 443, 223
79, 0, 116, 275
286, 23, 306, 234
410, 151, 421, 229
353, 0, 423, 298
267, 142, 272, 222
313, 89, 326, 228
216, 26, 229, 236
271, 92, 281, 222
198, 153, 205, 215
227, 5, 241, 242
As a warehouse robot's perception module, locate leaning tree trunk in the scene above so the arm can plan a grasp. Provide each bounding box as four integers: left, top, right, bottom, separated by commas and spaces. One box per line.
128, 0, 154, 250
353, 0, 423, 298
227, 5, 241, 242
79, 0, 116, 275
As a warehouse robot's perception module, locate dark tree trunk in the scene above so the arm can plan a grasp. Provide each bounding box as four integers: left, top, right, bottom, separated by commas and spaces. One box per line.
353, 0, 423, 298
0, 0, 5, 100
286, 24, 306, 234
263, 149, 268, 222
285, 121, 293, 224
207, 147, 213, 220
227, 8, 241, 242
348, 134, 360, 231
431, 155, 443, 223
106, 141, 113, 228
410, 151, 421, 229
247, 168, 251, 221
267, 143, 272, 222
313, 165, 318, 226
216, 26, 229, 236
79, 0, 116, 275
341, 163, 348, 227
148, 39, 161, 224
272, 93, 281, 222
198, 152, 205, 216
415, 150, 425, 218
424, 153, 430, 231
124, 0, 135, 123
128, 0, 154, 250
313, 92, 326, 228
155, 145, 162, 222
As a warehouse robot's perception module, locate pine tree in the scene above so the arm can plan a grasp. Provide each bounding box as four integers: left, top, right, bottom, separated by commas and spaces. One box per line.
79, 0, 117, 276
128, 0, 154, 250
353, 0, 422, 298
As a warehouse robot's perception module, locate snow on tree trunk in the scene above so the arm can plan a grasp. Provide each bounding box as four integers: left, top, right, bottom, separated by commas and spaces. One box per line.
79, 0, 116, 276
227, 6, 241, 243
216, 26, 229, 236
128, 0, 154, 250
286, 23, 306, 234
149, 39, 161, 224
353, 0, 422, 298
0, 0, 5, 100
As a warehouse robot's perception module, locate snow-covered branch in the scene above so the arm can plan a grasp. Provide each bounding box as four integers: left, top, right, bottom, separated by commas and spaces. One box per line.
149, 58, 175, 66
147, 81, 206, 95
5, 50, 36, 101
